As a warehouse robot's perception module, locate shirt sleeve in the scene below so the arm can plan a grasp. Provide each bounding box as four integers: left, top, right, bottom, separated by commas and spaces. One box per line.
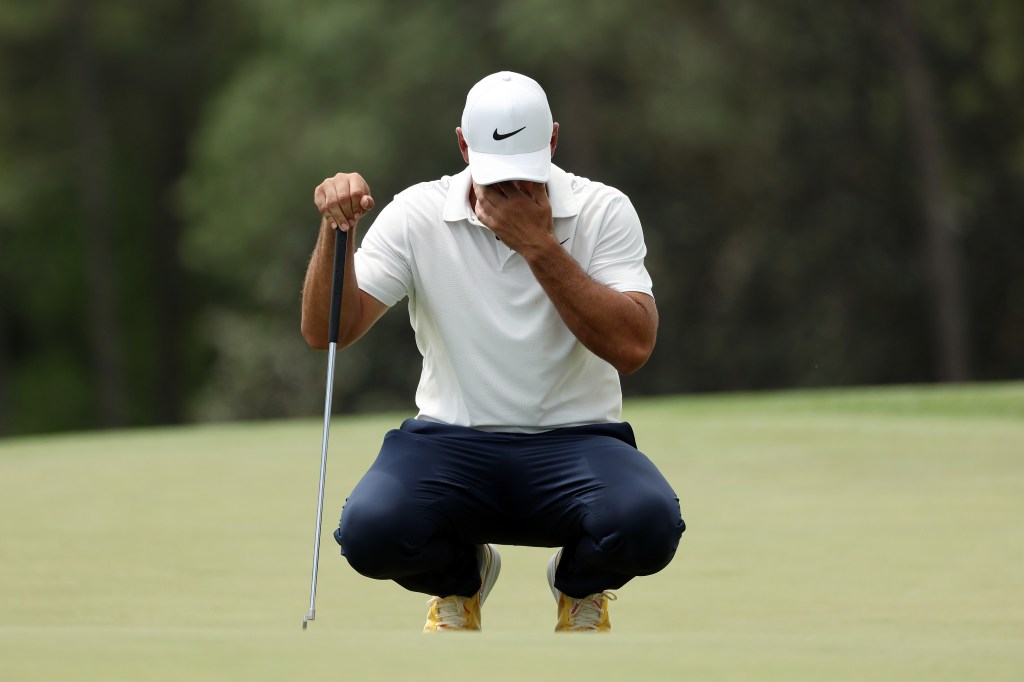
354, 199, 413, 307
587, 193, 654, 297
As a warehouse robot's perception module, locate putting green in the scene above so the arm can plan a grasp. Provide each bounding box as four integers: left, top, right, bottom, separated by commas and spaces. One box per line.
1, 384, 1022, 680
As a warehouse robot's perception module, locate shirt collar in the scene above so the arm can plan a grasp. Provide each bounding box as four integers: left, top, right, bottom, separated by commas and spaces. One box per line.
442, 163, 579, 223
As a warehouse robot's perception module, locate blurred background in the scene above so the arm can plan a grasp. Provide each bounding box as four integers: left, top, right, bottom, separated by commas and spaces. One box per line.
0, 0, 1021, 437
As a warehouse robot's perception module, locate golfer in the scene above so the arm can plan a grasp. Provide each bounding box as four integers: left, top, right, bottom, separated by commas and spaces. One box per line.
302, 71, 685, 632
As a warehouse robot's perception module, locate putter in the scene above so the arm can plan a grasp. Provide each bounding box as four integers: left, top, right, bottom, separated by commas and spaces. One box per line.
303, 228, 348, 630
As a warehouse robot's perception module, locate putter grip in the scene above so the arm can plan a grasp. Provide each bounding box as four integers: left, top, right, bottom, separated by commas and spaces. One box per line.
327, 229, 348, 344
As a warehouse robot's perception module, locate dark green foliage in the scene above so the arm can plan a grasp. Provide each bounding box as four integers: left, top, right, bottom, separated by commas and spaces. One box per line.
1, 0, 1021, 434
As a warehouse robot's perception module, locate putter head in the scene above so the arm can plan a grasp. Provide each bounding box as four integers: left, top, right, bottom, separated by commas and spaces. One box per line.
303, 608, 314, 630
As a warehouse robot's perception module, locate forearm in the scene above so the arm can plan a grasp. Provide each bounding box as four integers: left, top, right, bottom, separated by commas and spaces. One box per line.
300, 220, 362, 349
524, 241, 658, 374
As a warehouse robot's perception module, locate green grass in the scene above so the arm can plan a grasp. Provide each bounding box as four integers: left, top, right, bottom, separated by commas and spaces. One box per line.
1, 383, 1022, 681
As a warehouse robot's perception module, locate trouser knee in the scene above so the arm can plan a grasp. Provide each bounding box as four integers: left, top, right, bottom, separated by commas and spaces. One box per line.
591, 493, 685, 575
334, 492, 412, 580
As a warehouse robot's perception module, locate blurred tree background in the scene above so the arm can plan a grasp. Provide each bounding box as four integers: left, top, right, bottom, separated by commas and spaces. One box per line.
1, 0, 1021, 436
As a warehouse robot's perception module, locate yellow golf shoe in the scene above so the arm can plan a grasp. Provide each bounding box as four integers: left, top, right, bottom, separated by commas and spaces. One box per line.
547, 550, 615, 632
423, 544, 501, 632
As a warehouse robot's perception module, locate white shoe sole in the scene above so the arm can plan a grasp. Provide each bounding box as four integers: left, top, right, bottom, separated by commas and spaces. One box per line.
478, 544, 501, 606
546, 549, 562, 601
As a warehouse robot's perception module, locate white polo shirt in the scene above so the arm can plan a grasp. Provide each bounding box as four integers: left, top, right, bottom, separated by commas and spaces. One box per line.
354, 164, 653, 432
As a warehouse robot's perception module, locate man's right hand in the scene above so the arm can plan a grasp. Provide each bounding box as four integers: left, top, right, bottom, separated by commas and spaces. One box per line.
314, 172, 375, 231
303, 172, 388, 350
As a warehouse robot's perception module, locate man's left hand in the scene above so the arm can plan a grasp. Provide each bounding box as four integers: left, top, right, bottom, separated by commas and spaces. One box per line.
473, 181, 557, 259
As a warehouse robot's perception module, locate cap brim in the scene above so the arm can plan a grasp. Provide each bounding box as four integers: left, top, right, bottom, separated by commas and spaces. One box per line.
467, 146, 551, 185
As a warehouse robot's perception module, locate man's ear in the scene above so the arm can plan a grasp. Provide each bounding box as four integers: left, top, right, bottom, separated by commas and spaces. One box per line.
456, 127, 470, 163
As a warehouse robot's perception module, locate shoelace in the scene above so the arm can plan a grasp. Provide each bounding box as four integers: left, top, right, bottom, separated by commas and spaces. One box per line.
566, 591, 617, 630
426, 595, 469, 629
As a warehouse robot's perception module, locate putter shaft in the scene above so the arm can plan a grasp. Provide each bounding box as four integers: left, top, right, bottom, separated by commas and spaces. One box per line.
305, 342, 336, 627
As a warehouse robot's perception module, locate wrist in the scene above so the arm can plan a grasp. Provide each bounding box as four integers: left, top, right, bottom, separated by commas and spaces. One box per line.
520, 233, 564, 267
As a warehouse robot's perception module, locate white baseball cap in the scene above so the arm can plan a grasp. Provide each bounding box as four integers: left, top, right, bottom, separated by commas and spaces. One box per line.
461, 71, 554, 185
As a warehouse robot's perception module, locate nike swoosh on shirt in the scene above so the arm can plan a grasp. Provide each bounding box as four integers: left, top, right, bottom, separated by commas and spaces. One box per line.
492, 126, 526, 141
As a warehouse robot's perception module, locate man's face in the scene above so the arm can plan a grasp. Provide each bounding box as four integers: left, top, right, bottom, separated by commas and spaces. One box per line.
472, 179, 544, 200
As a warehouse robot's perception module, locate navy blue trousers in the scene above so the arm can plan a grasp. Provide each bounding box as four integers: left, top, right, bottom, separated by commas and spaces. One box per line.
334, 419, 685, 599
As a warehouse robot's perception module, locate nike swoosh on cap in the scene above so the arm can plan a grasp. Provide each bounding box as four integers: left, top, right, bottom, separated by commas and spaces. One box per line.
492, 126, 526, 141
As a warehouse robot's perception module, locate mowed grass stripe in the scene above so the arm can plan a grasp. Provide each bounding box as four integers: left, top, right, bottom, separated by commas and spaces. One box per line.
1, 384, 1022, 681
